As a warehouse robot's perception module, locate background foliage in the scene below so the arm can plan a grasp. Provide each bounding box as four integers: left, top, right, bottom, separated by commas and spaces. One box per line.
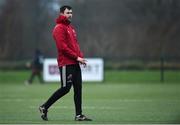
0, 0, 180, 63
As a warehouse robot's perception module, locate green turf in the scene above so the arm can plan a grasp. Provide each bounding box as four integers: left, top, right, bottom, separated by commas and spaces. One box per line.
0, 70, 180, 124
0, 83, 180, 124
0, 70, 180, 83
104, 70, 180, 83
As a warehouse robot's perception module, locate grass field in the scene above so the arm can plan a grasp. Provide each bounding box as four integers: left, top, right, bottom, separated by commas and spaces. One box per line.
0, 70, 180, 124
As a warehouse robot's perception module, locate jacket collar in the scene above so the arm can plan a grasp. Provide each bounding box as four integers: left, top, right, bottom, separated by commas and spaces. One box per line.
56, 15, 71, 25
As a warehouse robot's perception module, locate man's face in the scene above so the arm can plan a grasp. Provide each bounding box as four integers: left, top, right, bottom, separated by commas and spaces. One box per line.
61, 8, 73, 21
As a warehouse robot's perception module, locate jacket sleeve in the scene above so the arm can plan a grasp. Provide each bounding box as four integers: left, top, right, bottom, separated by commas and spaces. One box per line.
80, 51, 83, 58
53, 25, 78, 60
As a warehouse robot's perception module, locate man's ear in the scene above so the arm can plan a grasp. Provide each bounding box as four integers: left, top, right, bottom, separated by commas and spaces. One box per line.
60, 12, 64, 15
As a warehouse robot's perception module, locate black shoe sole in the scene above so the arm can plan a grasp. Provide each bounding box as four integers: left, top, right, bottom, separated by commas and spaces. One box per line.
39, 107, 48, 121
41, 115, 48, 121
75, 118, 92, 121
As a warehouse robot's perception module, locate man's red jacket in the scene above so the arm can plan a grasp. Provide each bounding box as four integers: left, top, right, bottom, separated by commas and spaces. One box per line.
52, 15, 83, 67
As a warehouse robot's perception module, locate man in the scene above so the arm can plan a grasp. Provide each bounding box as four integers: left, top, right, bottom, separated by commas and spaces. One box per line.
25, 49, 44, 84
39, 5, 92, 121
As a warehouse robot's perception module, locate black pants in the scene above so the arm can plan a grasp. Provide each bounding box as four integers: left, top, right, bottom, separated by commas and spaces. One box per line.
43, 64, 82, 115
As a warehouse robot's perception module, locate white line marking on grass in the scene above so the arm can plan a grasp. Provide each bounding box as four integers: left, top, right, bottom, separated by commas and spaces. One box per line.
30, 106, 124, 110
0, 98, 46, 102
1, 98, 180, 102
0, 124, 133, 125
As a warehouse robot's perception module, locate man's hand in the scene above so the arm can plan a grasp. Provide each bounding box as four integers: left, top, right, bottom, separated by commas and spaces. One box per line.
77, 57, 87, 67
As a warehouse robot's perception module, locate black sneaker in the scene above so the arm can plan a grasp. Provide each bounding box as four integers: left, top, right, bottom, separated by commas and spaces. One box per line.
39, 106, 48, 121
75, 114, 92, 121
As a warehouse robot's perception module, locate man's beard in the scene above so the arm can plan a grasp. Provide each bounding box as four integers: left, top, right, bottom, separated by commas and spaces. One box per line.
68, 17, 72, 22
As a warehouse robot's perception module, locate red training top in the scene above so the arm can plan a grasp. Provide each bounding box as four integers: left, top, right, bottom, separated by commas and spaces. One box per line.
52, 15, 83, 67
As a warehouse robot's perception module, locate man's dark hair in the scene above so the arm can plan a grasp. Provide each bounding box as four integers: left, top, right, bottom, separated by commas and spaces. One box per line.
60, 5, 72, 13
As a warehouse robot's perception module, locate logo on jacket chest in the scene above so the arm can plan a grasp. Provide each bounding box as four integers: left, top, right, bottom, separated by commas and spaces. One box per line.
67, 28, 77, 37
